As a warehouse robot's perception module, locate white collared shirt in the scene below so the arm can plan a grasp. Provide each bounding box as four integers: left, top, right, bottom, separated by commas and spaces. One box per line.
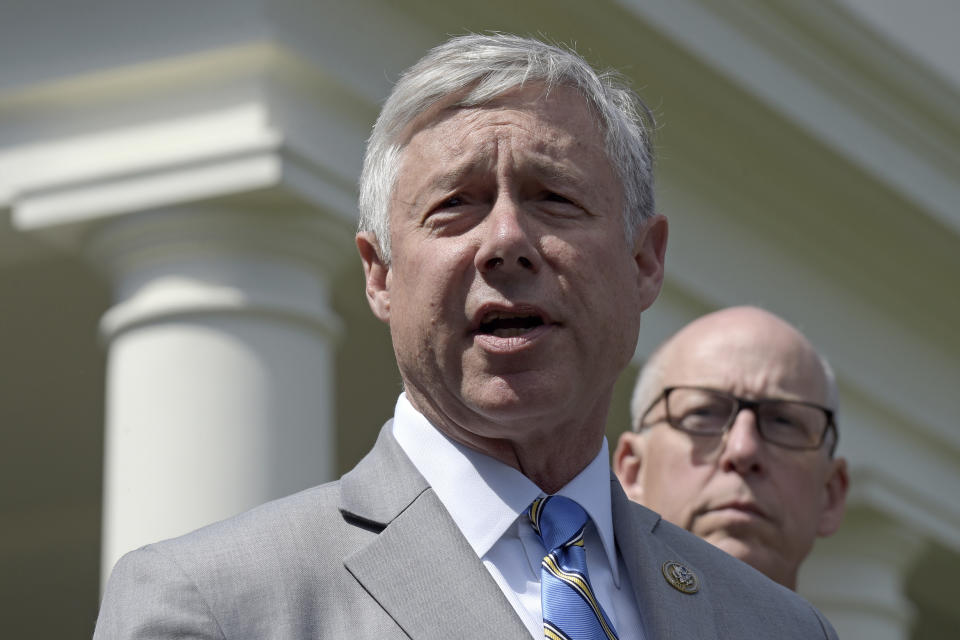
392, 394, 645, 639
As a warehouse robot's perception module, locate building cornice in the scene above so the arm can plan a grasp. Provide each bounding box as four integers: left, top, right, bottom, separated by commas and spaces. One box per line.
1, 42, 373, 260
616, 0, 960, 238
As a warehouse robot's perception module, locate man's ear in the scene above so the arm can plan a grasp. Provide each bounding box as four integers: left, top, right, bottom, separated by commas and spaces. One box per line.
632, 214, 668, 311
816, 456, 849, 537
613, 432, 646, 502
356, 232, 391, 323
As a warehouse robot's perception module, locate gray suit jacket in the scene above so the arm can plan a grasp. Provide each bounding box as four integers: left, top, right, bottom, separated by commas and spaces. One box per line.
95, 423, 838, 639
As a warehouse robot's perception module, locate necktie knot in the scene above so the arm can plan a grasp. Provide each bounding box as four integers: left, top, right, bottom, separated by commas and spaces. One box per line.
529, 495, 588, 552
528, 495, 620, 640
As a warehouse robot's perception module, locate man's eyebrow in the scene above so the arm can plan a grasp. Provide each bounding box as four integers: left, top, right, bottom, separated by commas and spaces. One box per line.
411, 150, 587, 205
398, 159, 486, 211
529, 158, 583, 185
427, 161, 483, 191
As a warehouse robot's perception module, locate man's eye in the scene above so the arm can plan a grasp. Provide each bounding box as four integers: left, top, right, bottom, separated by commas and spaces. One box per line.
438, 196, 465, 209
687, 404, 728, 419
543, 192, 573, 204
765, 411, 805, 431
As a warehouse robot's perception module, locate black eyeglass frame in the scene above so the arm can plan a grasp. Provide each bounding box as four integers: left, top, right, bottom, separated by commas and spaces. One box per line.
639, 385, 839, 455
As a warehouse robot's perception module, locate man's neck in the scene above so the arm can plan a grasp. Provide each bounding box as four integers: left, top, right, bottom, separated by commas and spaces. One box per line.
403, 387, 610, 493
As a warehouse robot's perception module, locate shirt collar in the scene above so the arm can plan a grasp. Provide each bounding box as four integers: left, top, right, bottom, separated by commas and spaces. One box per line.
391, 393, 620, 583
551, 435, 620, 584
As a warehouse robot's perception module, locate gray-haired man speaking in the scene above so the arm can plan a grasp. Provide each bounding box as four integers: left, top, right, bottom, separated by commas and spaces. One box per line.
96, 35, 838, 639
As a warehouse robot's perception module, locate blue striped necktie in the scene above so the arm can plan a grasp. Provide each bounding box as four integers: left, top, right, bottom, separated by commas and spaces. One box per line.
529, 496, 620, 640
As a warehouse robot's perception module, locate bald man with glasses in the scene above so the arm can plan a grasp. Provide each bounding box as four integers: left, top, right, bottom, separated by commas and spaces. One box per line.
614, 306, 849, 589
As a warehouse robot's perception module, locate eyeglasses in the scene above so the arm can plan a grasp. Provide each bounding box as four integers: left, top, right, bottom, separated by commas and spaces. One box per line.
639, 386, 837, 454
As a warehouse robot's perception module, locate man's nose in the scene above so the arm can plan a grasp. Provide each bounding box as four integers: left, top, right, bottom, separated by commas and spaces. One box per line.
718, 408, 765, 474
475, 196, 540, 274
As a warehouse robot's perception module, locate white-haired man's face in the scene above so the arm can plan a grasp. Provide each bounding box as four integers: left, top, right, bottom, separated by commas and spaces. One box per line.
357, 83, 668, 491
614, 310, 848, 589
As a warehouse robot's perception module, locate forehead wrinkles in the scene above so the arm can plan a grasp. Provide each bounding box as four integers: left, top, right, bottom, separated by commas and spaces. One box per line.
403, 105, 590, 189
668, 332, 827, 402
442, 103, 578, 158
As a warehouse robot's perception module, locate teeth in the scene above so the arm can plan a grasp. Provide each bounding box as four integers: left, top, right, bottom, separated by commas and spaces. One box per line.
480, 310, 542, 323
481, 310, 524, 323
477, 309, 545, 337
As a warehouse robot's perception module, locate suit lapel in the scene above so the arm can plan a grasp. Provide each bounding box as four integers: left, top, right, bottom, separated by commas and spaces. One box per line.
611, 478, 719, 639
341, 424, 529, 640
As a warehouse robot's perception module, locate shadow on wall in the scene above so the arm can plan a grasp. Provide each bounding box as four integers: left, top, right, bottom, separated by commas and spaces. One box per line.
0, 255, 109, 637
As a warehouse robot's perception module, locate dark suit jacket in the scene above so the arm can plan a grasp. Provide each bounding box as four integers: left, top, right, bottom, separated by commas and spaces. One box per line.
95, 423, 838, 639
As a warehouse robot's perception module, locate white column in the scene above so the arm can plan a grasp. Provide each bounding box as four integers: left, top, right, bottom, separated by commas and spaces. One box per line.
89, 206, 352, 585
799, 510, 924, 640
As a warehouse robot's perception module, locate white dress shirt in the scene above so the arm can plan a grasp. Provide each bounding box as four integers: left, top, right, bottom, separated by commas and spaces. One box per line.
392, 393, 646, 639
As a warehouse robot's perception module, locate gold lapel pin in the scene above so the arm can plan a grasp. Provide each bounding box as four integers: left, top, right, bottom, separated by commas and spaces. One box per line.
661, 561, 699, 594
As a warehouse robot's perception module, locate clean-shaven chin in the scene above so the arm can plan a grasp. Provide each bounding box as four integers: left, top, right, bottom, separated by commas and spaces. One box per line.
695, 503, 775, 536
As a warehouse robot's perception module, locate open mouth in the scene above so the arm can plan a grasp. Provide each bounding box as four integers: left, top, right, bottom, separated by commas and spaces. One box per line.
476, 311, 546, 338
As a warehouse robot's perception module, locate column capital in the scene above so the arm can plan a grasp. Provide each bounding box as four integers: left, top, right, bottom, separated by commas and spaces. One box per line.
86, 204, 355, 343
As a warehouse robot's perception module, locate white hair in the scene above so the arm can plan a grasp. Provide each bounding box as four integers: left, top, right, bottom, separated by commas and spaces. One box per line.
357, 33, 657, 262
817, 353, 840, 412
630, 341, 669, 433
